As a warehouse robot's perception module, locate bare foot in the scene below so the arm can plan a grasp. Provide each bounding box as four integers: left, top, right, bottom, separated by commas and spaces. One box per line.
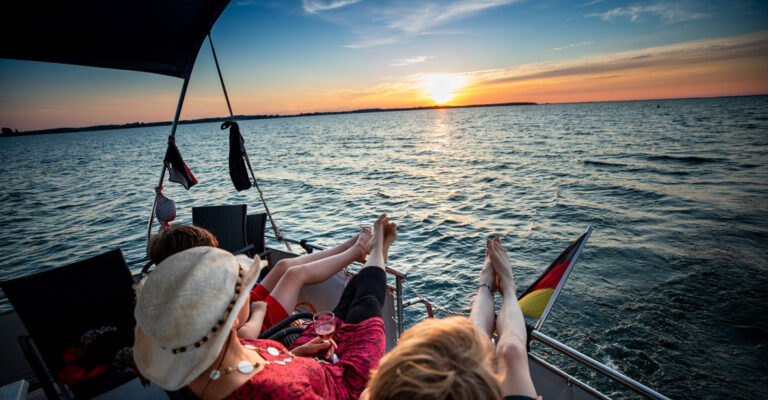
480, 240, 497, 292
353, 227, 372, 263
364, 214, 388, 268
381, 221, 397, 262
372, 214, 387, 249
488, 237, 517, 294
365, 234, 374, 255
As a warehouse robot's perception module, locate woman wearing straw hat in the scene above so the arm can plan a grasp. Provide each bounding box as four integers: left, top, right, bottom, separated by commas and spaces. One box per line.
134, 214, 396, 399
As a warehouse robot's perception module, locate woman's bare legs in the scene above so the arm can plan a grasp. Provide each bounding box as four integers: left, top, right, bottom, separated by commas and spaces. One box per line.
488, 237, 537, 398
470, 239, 498, 337
269, 228, 372, 314
260, 228, 369, 292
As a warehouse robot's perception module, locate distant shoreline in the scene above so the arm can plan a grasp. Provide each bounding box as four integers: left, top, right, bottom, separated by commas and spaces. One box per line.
1, 101, 537, 137
3, 93, 766, 136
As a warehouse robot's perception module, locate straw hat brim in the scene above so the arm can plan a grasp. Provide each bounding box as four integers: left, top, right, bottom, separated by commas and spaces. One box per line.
134, 252, 263, 390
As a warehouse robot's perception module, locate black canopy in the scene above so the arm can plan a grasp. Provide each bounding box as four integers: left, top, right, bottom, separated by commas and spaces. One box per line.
1, 0, 231, 79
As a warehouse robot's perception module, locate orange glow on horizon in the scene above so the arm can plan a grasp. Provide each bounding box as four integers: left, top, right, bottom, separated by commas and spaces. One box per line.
3, 32, 768, 131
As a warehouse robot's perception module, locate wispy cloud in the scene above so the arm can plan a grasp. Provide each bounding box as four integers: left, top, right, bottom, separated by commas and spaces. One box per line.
302, 0, 361, 14
553, 41, 595, 51
305, 0, 520, 49
344, 36, 401, 49
471, 31, 768, 84
586, 2, 709, 24
389, 55, 434, 66
385, 0, 517, 34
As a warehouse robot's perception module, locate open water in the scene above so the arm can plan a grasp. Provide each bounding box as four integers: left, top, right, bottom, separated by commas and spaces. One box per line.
1, 96, 767, 399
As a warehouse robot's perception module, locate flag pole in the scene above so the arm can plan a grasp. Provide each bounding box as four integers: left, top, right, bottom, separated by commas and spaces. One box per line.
534, 225, 593, 331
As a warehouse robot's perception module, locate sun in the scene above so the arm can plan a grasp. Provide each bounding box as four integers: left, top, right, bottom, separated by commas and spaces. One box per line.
420, 74, 467, 104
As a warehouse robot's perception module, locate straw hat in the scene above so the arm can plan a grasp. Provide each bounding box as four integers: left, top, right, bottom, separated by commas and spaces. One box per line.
133, 246, 263, 390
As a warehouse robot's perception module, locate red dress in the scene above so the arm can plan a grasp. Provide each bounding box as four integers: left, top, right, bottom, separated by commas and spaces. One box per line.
226, 317, 385, 400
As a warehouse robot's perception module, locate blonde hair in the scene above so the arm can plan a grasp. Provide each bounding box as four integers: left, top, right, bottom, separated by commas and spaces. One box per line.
367, 316, 502, 400
147, 225, 218, 265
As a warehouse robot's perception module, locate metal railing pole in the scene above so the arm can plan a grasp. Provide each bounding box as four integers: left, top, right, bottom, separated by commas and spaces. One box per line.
531, 330, 670, 400
145, 78, 190, 246
396, 276, 404, 338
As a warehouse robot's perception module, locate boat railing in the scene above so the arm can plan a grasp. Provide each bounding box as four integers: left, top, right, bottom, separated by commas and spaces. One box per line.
402, 297, 434, 318
530, 330, 670, 400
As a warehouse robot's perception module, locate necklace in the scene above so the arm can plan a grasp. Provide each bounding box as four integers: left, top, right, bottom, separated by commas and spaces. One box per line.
208, 345, 295, 381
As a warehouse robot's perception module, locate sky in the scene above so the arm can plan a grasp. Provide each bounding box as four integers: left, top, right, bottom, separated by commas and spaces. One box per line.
1, 0, 767, 131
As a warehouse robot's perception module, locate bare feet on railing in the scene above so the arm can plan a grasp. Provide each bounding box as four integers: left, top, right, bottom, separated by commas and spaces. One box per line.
487, 237, 518, 296
353, 227, 372, 263
364, 214, 396, 270
365, 219, 397, 263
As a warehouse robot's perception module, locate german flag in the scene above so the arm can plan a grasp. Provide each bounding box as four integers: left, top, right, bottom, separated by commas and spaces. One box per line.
518, 227, 592, 319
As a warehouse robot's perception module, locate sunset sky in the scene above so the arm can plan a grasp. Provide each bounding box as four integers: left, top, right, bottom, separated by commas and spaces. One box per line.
1, 0, 767, 131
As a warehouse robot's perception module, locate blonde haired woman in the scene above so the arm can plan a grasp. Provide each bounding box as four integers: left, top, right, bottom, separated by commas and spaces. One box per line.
365, 237, 539, 400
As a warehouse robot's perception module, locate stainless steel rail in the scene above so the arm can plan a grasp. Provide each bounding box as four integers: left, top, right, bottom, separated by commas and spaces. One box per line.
531, 330, 670, 400
402, 297, 434, 318
528, 353, 611, 400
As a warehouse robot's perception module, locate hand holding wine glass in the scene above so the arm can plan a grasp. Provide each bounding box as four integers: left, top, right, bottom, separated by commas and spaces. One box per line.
314, 311, 339, 363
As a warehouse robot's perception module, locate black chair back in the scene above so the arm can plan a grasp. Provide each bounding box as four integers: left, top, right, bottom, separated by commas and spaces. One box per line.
246, 213, 267, 257
192, 205, 249, 253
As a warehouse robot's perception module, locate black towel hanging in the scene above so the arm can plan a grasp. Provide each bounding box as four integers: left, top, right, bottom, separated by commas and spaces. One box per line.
222, 120, 251, 192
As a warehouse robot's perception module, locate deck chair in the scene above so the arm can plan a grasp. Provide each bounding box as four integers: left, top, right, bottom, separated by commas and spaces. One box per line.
246, 212, 267, 259
0, 249, 137, 399
192, 205, 253, 255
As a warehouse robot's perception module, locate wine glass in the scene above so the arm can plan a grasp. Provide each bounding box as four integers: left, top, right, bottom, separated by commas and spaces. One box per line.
313, 311, 338, 363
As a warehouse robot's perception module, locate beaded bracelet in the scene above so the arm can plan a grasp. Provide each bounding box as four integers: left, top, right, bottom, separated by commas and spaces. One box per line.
479, 283, 493, 294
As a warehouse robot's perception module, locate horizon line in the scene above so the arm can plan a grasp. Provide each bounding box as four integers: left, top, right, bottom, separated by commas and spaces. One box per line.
3, 93, 767, 136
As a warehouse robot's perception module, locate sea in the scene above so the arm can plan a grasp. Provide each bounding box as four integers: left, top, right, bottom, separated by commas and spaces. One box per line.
1, 96, 767, 399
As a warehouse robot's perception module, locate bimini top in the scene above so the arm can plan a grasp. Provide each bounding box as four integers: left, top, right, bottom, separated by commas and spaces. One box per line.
0, 0, 230, 79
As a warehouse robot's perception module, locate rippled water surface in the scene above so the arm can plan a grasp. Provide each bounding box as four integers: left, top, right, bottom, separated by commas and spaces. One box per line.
1, 96, 767, 398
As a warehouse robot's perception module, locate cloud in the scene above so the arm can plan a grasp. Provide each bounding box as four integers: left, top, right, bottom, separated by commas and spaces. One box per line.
468, 31, 768, 85
553, 41, 595, 51
586, 2, 709, 24
303, 0, 361, 14
344, 36, 402, 49
304, 0, 520, 49
384, 0, 517, 35
389, 55, 433, 67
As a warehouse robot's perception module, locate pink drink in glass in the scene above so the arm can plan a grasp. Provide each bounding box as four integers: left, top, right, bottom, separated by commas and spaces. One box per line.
313, 311, 336, 342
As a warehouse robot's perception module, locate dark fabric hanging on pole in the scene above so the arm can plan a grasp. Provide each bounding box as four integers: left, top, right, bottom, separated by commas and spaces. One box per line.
163, 136, 198, 190
209, 33, 291, 252
222, 121, 251, 191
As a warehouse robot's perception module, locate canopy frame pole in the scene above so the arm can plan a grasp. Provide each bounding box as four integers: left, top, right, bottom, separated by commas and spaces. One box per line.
145, 78, 190, 247
208, 33, 291, 252
208, 34, 234, 122
534, 225, 593, 331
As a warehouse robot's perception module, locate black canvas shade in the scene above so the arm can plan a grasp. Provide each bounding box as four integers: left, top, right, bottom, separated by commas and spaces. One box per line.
1, 0, 231, 79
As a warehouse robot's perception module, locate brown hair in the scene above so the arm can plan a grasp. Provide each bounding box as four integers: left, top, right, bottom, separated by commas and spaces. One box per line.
147, 225, 218, 265
366, 316, 502, 400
